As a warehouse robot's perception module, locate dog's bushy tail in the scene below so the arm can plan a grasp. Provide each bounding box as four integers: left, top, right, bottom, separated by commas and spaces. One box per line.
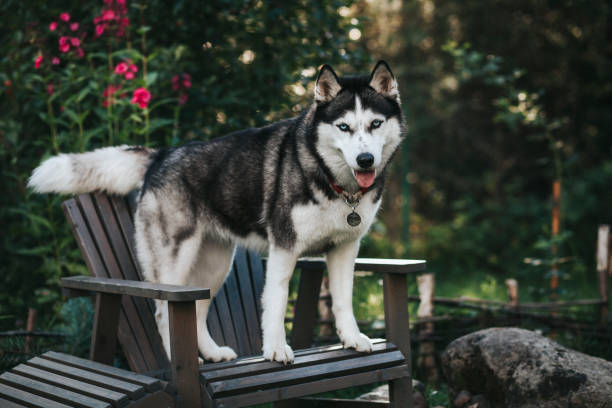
28, 145, 157, 195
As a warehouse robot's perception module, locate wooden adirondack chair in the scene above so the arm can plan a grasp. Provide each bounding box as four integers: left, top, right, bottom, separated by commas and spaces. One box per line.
60, 192, 426, 407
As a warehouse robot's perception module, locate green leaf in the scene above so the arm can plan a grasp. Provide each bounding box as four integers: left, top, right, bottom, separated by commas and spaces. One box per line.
145, 72, 158, 86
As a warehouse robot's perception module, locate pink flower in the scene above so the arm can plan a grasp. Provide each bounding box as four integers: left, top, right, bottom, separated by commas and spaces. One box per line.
179, 93, 188, 105
117, 0, 126, 4
70, 37, 80, 47
129, 63, 138, 73
75, 48, 85, 58
102, 10, 115, 21
49, 22, 58, 31
182, 73, 191, 89
70, 22, 79, 31
60, 43, 70, 53
114, 62, 128, 74
47, 83, 54, 95
125, 71, 135, 80
131, 87, 151, 109
59, 36, 68, 45
34, 55, 43, 69
103, 84, 121, 107
172, 75, 180, 91
52, 57, 60, 65
60, 13, 70, 22
95, 24, 106, 37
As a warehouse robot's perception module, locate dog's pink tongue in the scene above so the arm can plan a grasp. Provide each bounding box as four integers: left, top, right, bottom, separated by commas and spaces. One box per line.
355, 170, 375, 189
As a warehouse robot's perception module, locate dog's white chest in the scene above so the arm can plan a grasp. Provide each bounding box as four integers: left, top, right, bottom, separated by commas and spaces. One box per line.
291, 189, 381, 254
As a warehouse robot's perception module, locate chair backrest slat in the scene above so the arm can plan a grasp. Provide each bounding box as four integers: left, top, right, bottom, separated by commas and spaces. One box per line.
211, 285, 241, 353
222, 264, 252, 356
62, 197, 154, 372
247, 250, 265, 321
62, 193, 266, 373
234, 249, 263, 353
91, 193, 169, 371
207, 301, 226, 347
79, 194, 166, 373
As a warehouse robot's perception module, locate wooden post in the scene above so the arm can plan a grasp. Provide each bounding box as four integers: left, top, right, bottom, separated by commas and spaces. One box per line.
383, 273, 413, 408
416, 273, 438, 384
90, 293, 121, 364
24, 308, 37, 355
505, 279, 519, 307
168, 301, 201, 408
550, 179, 561, 305
597, 225, 610, 327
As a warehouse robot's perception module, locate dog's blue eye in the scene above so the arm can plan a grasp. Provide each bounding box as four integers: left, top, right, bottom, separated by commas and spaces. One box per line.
337, 123, 350, 132
371, 119, 383, 129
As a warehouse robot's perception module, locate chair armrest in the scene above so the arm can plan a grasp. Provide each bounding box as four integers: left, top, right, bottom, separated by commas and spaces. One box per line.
296, 257, 427, 274
61, 275, 210, 302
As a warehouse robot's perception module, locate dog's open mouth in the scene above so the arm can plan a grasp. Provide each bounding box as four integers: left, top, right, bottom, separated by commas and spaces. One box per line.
354, 169, 376, 189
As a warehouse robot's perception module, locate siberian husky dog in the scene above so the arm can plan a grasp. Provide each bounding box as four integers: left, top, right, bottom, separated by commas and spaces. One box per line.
29, 61, 404, 364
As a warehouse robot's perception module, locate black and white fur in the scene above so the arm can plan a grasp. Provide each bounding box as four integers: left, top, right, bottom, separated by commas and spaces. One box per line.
29, 61, 404, 364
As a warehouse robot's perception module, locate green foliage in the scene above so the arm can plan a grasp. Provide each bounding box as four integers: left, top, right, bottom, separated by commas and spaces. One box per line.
373, 0, 612, 305
0, 0, 368, 330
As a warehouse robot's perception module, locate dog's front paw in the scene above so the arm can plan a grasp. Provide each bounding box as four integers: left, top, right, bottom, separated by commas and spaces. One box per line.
204, 345, 238, 362
263, 343, 294, 364
341, 331, 373, 353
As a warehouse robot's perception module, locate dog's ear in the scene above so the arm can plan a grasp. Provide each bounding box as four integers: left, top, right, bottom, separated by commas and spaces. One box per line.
315, 64, 342, 103
369, 60, 399, 98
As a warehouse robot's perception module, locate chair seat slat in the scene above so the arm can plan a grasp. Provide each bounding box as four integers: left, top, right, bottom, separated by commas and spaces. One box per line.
12, 364, 129, 406
202, 340, 397, 383
208, 349, 406, 397
0, 372, 110, 408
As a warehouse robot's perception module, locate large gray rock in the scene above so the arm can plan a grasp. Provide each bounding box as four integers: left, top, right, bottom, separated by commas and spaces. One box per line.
441, 327, 612, 408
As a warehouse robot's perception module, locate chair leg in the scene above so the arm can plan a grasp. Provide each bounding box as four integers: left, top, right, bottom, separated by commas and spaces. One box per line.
383, 273, 413, 408
168, 301, 201, 408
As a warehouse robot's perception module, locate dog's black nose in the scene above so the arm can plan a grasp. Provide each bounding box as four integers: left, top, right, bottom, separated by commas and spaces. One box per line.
356, 153, 374, 169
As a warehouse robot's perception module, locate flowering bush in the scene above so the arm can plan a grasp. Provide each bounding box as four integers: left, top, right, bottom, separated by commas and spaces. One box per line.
1, 0, 364, 330
28, 0, 192, 150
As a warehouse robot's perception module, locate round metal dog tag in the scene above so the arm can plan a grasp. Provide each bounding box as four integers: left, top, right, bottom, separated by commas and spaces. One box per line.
347, 211, 361, 227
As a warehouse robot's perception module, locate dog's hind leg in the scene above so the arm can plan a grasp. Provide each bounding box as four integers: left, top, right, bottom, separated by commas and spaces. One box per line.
190, 239, 238, 362
151, 230, 205, 361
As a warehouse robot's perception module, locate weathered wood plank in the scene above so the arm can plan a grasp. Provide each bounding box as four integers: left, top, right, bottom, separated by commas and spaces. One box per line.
221, 265, 251, 356
0, 383, 72, 408
233, 248, 263, 354
383, 273, 413, 408
247, 251, 265, 320
208, 350, 406, 397
0, 372, 110, 408
62, 199, 108, 280
213, 364, 409, 408
91, 292, 121, 365
0, 397, 28, 408
199, 338, 390, 373
297, 258, 426, 274
202, 341, 397, 383
212, 285, 240, 353
168, 301, 201, 408
93, 193, 169, 371
61, 276, 210, 302
291, 267, 324, 349
207, 299, 226, 348
12, 364, 129, 407
25, 357, 145, 399
41, 351, 161, 392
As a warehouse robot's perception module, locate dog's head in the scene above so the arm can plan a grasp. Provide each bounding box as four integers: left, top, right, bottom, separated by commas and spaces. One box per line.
312, 61, 404, 192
